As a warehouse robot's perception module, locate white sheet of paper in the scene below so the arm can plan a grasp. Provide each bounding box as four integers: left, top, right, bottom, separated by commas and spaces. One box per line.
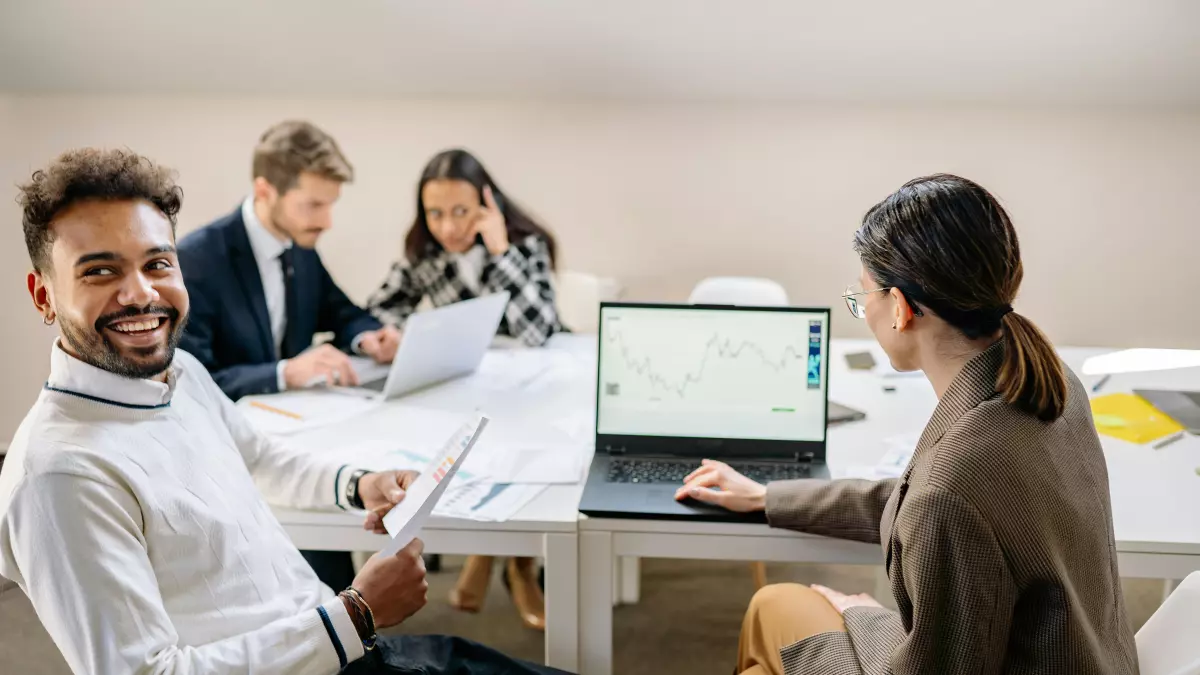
470, 350, 555, 391
1081, 348, 1200, 375
551, 410, 595, 444
478, 445, 585, 484
434, 481, 547, 521
839, 434, 918, 480
238, 391, 381, 436
380, 414, 489, 556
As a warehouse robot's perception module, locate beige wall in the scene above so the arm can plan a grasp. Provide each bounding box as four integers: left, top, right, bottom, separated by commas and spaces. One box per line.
1, 95, 1197, 442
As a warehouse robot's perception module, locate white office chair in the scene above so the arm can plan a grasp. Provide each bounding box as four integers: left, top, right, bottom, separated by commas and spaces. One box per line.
688, 276, 789, 307
553, 270, 622, 333
1137, 572, 1200, 674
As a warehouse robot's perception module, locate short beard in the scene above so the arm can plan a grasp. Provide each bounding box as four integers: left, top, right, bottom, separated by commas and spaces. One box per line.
59, 305, 187, 379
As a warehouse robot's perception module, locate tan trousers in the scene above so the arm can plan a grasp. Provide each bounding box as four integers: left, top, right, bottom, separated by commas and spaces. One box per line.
737, 584, 846, 675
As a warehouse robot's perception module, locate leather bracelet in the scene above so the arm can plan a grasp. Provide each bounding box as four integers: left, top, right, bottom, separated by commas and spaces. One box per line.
341, 587, 377, 651
339, 591, 370, 646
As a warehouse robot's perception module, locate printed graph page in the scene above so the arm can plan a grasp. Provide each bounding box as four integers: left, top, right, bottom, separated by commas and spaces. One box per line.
597, 306, 828, 442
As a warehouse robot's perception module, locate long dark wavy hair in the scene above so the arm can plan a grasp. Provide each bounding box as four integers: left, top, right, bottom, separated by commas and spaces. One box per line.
404, 149, 557, 268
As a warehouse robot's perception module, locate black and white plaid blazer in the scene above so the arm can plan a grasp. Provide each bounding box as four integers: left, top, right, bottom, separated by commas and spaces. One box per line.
366, 234, 562, 347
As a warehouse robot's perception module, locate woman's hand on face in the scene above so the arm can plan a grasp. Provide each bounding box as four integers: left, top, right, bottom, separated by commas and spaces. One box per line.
674, 459, 767, 513
475, 185, 510, 256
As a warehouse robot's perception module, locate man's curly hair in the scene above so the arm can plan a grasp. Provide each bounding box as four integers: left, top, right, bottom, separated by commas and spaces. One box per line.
18, 148, 183, 271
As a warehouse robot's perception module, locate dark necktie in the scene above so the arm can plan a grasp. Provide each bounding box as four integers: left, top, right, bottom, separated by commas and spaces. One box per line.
278, 247, 303, 359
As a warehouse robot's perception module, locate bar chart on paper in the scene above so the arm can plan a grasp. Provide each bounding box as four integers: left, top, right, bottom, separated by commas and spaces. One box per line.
597, 305, 829, 442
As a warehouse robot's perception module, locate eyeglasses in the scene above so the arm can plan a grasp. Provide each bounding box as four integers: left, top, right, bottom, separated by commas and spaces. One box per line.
842, 283, 891, 319
842, 283, 925, 320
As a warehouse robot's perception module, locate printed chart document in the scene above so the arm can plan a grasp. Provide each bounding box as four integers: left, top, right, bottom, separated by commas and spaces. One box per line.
380, 414, 489, 556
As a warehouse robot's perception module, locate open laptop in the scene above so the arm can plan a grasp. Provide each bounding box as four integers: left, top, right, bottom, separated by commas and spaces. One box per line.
355, 292, 510, 400
579, 302, 833, 522
1134, 389, 1200, 434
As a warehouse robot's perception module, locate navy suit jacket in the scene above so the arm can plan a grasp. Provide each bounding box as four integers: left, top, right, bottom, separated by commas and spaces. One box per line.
177, 207, 381, 400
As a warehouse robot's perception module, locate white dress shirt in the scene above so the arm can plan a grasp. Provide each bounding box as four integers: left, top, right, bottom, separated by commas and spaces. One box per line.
0, 343, 367, 674
241, 198, 294, 390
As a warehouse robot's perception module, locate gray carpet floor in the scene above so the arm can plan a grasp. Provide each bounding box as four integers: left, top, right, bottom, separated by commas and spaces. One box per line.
0, 557, 1166, 674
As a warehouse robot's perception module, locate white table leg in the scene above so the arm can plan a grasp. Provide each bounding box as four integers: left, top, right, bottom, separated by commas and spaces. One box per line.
580, 531, 615, 675
543, 532, 579, 672
619, 557, 640, 605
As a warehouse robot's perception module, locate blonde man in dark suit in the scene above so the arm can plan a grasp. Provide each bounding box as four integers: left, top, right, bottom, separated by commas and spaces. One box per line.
678, 175, 1138, 675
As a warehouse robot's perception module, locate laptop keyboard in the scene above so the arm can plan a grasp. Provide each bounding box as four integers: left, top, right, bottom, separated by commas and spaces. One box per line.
359, 377, 387, 392
605, 459, 811, 484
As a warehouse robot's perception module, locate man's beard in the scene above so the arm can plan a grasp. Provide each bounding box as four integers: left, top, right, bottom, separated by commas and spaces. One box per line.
59, 305, 187, 379
270, 202, 322, 249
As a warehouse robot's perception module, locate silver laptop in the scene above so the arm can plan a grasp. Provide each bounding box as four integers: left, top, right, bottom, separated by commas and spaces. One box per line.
356, 292, 510, 400
1135, 389, 1200, 434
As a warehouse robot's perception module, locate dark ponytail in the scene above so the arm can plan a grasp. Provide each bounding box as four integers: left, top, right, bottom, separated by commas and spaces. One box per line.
854, 174, 1069, 422
997, 311, 1067, 421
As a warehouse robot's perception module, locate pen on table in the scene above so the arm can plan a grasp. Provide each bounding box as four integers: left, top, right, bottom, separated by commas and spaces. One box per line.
249, 400, 303, 420
1152, 432, 1186, 450
1091, 375, 1111, 393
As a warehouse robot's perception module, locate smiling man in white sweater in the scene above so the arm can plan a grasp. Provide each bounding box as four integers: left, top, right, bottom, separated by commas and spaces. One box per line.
0, 148, 568, 675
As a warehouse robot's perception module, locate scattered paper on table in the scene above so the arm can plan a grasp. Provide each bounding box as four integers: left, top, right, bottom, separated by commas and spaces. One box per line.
477, 445, 585, 484
1081, 349, 1200, 375
552, 410, 595, 444
842, 434, 918, 480
471, 351, 553, 391
380, 414, 489, 556
435, 481, 547, 521
239, 391, 381, 436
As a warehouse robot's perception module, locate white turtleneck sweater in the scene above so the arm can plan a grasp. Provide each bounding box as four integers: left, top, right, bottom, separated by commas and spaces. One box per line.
0, 342, 366, 675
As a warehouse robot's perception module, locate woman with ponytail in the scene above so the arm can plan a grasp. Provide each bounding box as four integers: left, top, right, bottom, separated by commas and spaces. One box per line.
678, 175, 1137, 674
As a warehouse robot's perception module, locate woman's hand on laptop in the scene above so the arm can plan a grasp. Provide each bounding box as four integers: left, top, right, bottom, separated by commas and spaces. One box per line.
675, 459, 767, 512
358, 325, 402, 364
360, 470, 421, 534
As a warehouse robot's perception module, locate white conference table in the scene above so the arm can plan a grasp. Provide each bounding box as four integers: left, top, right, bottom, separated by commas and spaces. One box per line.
268, 335, 1200, 675
273, 334, 598, 672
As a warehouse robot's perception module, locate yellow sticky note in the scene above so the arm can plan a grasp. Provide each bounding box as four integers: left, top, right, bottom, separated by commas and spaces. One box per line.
1090, 394, 1184, 444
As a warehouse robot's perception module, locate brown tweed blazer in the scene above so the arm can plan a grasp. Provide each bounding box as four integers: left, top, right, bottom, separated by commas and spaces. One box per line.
765, 342, 1139, 675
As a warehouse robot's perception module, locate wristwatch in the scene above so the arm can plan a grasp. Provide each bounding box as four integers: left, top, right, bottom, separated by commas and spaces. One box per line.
346, 469, 370, 510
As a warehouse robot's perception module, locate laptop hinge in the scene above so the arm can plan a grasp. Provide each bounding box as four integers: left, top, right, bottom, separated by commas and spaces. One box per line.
795, 452, 815, 464
605, 446, 627, 456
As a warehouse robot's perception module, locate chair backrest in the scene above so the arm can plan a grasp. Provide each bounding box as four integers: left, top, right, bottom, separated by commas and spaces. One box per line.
688, 277, 789, 306
553, 270, 623, 333
1137, 571, 1200, 675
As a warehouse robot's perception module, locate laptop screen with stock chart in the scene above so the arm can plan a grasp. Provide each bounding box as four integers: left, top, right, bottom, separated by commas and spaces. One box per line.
596, 303, 830, 446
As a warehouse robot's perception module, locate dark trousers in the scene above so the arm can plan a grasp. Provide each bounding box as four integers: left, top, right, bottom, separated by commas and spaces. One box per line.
301, 550, 357, 592
342, 634, 572, 674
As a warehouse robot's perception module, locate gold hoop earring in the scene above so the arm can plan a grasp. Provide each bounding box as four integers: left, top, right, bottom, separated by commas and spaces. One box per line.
43, 315, 55, 326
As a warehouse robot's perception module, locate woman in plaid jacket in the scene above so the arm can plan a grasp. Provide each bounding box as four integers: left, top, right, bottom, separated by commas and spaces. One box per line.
367, 149, 562, 632
367, 149, 562, 348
